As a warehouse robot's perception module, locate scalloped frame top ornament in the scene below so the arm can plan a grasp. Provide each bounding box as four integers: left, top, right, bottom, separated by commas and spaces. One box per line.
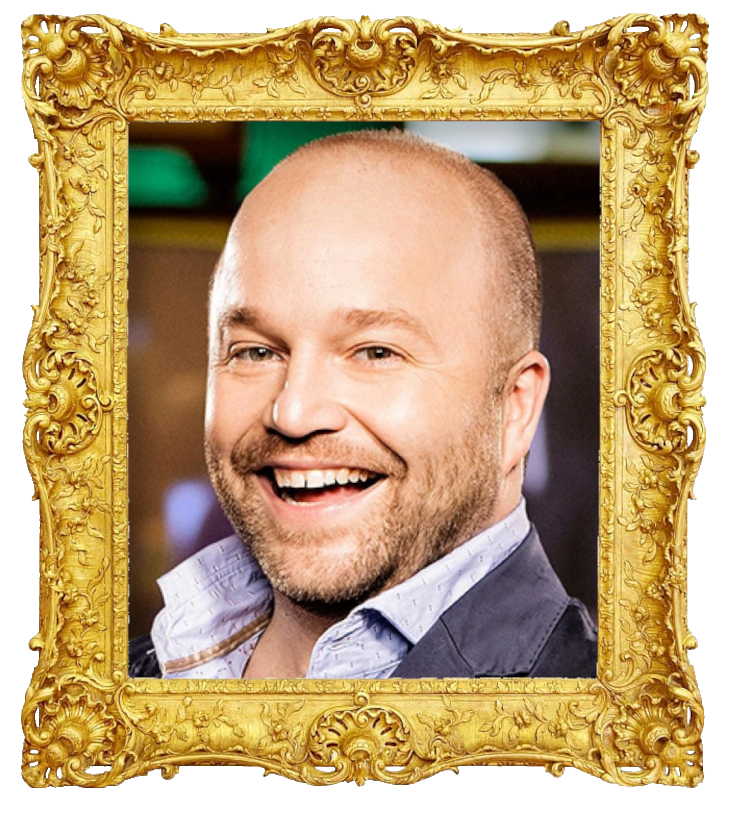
21, 13, 707, 787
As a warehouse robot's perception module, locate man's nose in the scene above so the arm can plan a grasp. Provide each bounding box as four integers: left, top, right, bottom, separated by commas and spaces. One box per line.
262, 352, 348, 439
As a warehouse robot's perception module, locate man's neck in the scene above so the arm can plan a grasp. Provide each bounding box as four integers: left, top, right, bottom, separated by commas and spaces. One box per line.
242, 592, 350, 678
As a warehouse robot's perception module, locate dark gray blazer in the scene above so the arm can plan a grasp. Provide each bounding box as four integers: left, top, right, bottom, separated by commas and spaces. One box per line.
129, 527, 597, 680
391, 526, 597, 678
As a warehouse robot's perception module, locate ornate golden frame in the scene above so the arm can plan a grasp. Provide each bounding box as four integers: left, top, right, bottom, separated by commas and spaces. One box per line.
20, 13, 708, 787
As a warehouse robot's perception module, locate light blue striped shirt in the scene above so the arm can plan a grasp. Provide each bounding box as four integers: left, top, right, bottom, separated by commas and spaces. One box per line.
151, 501, 530, 679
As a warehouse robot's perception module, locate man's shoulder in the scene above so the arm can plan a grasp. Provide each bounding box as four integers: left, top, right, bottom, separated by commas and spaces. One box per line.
392, 526, 597, 679
129, 633, 162, 678
528, 597, 598, 678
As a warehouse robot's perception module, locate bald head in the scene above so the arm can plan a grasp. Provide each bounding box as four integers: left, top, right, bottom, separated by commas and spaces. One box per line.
212, 129, 542, 379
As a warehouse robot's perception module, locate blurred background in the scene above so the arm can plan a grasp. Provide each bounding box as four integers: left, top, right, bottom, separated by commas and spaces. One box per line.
128, 119, 600, 638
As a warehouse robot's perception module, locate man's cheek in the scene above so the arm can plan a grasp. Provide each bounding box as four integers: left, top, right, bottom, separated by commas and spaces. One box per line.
210, 386, 266, 443
354, 386, 442, 449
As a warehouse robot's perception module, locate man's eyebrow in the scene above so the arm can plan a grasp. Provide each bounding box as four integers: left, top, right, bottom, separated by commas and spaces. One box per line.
215, 305, 434, 345
216, 306, 263, 343
336, 307, 434, 344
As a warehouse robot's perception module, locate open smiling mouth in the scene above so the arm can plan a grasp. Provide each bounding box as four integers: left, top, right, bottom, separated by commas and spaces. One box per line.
261, 467, 385, 505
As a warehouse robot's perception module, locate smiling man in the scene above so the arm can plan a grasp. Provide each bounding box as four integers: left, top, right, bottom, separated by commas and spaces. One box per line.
129, 130, 597, 680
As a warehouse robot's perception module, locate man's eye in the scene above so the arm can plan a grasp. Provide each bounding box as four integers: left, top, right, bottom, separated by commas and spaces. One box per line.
232, 346, 279, 363
354, 346, 400, 362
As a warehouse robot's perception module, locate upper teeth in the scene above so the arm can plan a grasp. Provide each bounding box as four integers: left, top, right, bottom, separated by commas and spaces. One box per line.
273, 468, 375, 489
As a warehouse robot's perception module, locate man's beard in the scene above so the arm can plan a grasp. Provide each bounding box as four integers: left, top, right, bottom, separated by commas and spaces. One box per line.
205, 401, 502, 611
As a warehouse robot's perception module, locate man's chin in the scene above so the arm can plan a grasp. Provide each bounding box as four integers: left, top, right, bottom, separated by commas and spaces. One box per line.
268, 578, 384, 613
250, 540, 395, 609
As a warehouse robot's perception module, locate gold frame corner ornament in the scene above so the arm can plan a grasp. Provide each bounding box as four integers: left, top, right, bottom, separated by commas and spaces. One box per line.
20, 12, 707, 787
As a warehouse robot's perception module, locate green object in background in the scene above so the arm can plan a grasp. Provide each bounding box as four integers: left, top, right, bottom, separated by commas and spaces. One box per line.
238, 121, 399, 199
129, 145, 208, 208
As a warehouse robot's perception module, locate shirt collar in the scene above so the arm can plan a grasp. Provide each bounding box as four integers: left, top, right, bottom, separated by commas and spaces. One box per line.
151, 534, 271, 673
348, 499, 530, 645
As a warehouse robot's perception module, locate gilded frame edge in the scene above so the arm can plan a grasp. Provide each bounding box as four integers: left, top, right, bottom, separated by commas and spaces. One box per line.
19, 12, 708, 787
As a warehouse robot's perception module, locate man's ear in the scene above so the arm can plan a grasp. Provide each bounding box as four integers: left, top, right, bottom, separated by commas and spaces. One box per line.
500, 350, 550, 477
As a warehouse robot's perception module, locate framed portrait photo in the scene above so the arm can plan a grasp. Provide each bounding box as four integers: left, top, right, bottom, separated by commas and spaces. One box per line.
18, 6, 709, 790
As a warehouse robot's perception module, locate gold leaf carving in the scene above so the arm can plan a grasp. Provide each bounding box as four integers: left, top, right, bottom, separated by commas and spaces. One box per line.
618, 349, 704, 455
259, 700, 306, 759
417, 695, 473, 756
306, 692, 419, 784
25, 351, 107, 455
310, 17, 419, 105
22, 16, 127, 116
420, 51, 467, 99
613, 15, 708, 109
19, 14, 708, 788
22, 677, 124, 787
478, 49, 602, 106
131, 55, 247, 105
253, 52, 305, 99
600, 681, 702, 786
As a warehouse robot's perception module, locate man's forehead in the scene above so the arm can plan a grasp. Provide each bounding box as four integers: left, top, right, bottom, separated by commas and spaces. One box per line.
224, 151, 483, 269
208, 145, 498, 340
239, 149, 468, 224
